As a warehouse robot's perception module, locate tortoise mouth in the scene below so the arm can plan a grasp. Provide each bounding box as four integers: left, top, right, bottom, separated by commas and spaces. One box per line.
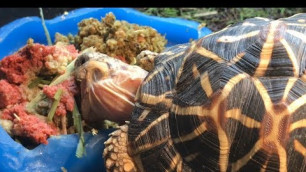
88, 78, 136, 122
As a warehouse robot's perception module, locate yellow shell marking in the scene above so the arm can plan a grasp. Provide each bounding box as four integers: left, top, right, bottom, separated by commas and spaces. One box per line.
294, 139, 306, 156
172, 122, 207, 143
138, 91, 172, 107
142, 51, 184, 85
231, 140, 263, 172
173, 74, 248, 172
132, 16, 306, 171
290, 119, 306, 132
302, 72, 306, 82
287, 29, 306, 43
166, 152, 182, 172
287, 23, 306, 27
192, 63, 201, 78
255, 21, 282, 76
280, 39, 299, 77
200, 71, 214, 97
196, 46, 224, 63
225, 108, 261, 129
217, 30, 260, 43
228, 52, 246, 65
232, 79, 306, 171
288, 94, 306, 114
173, 75, 304, 171
282, 78, 298, 102
184, 152, 200, 162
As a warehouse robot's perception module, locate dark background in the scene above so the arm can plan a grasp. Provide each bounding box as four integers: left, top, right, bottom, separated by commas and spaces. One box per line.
0, 8, 77, 27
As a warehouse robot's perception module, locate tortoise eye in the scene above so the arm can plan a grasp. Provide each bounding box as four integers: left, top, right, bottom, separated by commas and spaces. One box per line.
75, 53, 91, 68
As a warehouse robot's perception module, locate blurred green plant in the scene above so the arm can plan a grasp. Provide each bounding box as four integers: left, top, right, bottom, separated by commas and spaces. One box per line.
137, 8, 306, 32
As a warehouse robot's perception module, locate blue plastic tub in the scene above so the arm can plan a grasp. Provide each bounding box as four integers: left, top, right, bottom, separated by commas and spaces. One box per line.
0, 8, 212, 172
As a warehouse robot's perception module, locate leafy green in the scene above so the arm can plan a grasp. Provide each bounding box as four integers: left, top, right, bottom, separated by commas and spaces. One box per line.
28, 77, 51, 88
27, 9, 78, 114
39, 8, 52, 45
47, 88, 63, 122
26, 58, 77, 114
73, 101, 86, 158
49, 58, 76, 86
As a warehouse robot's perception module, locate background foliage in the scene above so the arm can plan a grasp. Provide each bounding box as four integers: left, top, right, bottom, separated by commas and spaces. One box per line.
137, 8, 306, 32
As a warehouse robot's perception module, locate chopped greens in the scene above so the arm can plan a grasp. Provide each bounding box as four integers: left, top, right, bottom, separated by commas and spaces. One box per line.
26, 58, 76, 114
47, 88, 63, 122
28, 77, 51, 88
73, 101, 86, 158
49, 58, 76, 86
39, 8, 52, 46
26, 92, 46, 114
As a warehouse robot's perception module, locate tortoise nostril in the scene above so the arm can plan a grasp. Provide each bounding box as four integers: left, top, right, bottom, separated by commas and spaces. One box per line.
92, 68, 103, 82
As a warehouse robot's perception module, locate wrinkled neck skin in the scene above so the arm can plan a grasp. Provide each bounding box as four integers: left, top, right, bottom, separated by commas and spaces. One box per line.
75, 53, 148, 126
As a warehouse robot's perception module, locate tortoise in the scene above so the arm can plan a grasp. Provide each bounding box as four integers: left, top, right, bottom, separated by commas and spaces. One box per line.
76, 14, 306, 172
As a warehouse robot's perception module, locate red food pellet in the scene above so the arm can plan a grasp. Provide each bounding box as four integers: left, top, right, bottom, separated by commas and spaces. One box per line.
0, 80, 22, 109
0, 43, 78, 84
13, 115, 58, 144
2, 103, 58, 144
0, 42, 79, 145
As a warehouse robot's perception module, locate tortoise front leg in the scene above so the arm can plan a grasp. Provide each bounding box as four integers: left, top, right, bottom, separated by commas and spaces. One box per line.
103, 124, 137, 172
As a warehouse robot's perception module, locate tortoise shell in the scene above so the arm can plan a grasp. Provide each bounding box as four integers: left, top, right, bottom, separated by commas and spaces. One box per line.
107, 14, 306, 172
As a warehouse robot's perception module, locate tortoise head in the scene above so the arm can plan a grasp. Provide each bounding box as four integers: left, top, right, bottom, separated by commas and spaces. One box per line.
74, 52, 148, 125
